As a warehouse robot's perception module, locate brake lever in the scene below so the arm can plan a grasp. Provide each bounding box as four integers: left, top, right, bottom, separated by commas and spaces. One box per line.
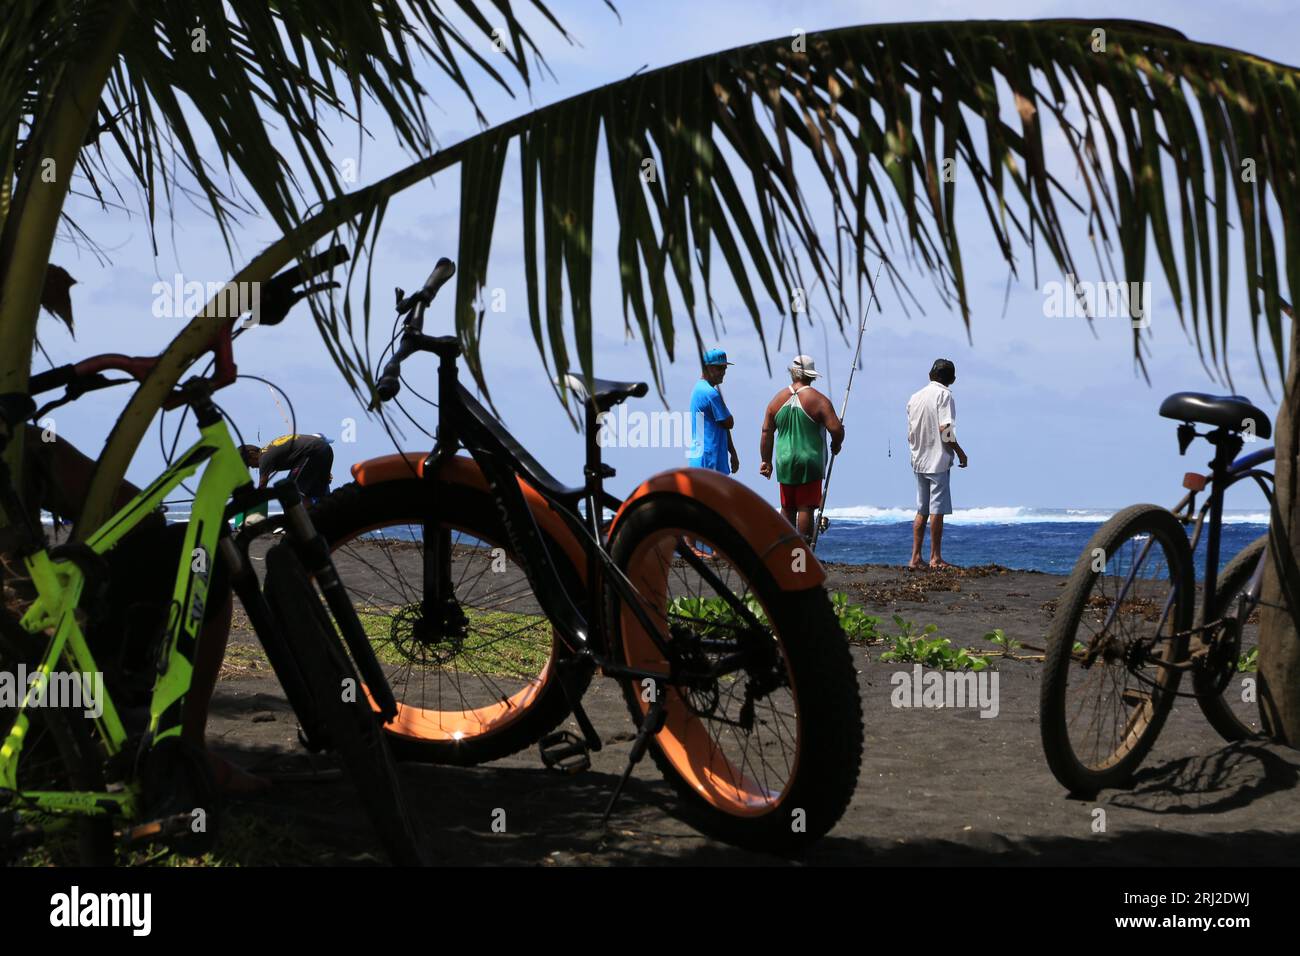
254, 280, 341, 328
34, 374, 132, 421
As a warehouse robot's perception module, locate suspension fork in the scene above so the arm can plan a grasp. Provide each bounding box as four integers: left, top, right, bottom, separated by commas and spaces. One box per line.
419, 348, 462, 627
418, 501, 459, 628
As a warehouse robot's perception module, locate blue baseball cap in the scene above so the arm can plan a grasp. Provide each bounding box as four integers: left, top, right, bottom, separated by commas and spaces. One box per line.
703, 347, 734, 366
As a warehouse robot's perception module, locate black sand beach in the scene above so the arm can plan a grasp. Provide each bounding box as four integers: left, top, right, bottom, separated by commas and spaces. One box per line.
201, 547, 1300, 866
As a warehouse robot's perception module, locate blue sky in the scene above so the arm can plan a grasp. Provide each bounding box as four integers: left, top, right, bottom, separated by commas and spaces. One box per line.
43, 1, 1296, 516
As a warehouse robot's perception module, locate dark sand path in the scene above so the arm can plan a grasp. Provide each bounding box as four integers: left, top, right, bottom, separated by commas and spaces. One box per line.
201, 552, 1300, 865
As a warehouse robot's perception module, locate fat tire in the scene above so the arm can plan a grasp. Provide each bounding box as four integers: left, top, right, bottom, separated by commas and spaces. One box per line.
606, 493, 863, 853
309, 479, 587, 766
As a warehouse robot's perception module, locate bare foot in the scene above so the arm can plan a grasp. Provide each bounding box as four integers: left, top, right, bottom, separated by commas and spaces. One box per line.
906, 560, 924, 571
929, 559, 955, 569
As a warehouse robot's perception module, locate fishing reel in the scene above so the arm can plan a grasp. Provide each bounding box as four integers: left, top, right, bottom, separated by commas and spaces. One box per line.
817, 514, 830, 534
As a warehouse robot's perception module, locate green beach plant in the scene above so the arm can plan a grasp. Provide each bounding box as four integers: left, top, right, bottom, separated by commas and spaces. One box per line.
985, 629, 1021, 654
880, 615, 990, 671
830, 590, 883, 643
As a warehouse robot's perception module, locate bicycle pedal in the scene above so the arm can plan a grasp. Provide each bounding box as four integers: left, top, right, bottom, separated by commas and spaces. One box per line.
539, 731, 591, 774
118, 812, 195, 848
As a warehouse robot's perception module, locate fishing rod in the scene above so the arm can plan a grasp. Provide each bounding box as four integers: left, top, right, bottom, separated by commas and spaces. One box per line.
811, 258, 884, 552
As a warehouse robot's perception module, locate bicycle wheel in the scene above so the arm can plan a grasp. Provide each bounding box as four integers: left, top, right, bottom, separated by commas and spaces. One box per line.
1195, 534, 1266, 740
605, 492, 862, 852
262, 542, 426, 865
0, 604, 114, 865
310, 478, 586, 765
1040, 504, 1194, 794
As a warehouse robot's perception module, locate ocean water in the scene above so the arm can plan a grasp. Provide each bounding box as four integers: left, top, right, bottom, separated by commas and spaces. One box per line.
816, 505, 1270, 575
87, 503, 1266, 578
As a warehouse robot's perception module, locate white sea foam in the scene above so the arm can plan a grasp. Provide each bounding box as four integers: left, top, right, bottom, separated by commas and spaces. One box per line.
821, 505, 1269, 526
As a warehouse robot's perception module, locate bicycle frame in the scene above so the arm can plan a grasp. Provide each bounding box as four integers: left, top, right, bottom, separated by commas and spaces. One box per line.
1181, 444, 1274, 633
1100, 439, 1275, 667
0, 411, 250, 821
416, 337, 693, 685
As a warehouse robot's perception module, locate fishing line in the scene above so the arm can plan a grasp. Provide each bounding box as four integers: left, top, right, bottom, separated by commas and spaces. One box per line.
811, 258, 885, 552
265, 383, 293, 434
238, 373, 297, 444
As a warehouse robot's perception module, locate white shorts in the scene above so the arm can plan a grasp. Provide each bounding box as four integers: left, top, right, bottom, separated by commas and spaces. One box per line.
915, 471, 952, 516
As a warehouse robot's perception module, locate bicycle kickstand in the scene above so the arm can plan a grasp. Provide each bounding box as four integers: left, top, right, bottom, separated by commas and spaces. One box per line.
601, 682, 667, 828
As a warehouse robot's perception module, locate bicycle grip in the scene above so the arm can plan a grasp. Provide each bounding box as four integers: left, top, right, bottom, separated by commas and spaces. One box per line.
376, 369, 401, 402
375, 334, 421, 403
395, 258, 455, 316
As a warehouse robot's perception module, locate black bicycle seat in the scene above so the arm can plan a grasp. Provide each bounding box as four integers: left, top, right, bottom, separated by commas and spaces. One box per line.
1158, 392, 1272, 439
560, 374, 649, 413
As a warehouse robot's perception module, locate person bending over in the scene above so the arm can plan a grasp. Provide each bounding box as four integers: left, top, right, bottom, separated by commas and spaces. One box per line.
240, 432, 334, 504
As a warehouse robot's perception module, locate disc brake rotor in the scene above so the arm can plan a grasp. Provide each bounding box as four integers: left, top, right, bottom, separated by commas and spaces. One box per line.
389, 601, 467, 666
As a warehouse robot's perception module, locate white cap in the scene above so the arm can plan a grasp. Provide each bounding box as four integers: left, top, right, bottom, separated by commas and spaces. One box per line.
790, 354, 820, 379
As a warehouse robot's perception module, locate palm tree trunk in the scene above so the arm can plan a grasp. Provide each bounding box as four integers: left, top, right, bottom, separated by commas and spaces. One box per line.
0, 4, 134, 496
1258, 315, 1300, 744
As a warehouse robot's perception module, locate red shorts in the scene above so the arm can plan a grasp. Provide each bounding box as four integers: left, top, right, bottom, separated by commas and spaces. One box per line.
780, 479, 822, 510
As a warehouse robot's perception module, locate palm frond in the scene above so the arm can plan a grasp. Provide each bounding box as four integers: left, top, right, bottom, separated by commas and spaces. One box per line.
0, 0, 570, 505
38, 15, 1300, 535
398, 18, 1299, 400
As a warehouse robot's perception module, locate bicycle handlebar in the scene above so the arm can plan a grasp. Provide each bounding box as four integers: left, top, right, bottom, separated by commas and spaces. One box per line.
376, 340, 416, 403
394, 258, 455, 319
377, 258, 456, 402
26, 245, 350, 409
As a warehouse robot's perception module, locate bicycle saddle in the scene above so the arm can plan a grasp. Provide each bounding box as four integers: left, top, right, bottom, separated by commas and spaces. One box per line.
1158, 392, 1272, 439
559, 374, 649, 413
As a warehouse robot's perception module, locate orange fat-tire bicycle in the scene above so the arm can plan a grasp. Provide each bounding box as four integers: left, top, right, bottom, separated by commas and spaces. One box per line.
311, 259, 864, 851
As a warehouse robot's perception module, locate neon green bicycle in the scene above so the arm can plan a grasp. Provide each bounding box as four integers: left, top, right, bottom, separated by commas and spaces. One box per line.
0, 247, 424, 865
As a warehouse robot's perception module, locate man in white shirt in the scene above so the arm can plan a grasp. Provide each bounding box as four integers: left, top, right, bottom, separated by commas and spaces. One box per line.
905, 359, 968, 569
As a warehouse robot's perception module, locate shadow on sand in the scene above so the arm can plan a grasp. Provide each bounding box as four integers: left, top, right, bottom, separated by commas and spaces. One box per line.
207, 739, 1300, 866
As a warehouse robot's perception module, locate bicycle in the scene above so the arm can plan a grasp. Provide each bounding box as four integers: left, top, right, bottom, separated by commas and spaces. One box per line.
0, 247, 425, 865
307, 258, 865, 852
1040, 391, 1274, 795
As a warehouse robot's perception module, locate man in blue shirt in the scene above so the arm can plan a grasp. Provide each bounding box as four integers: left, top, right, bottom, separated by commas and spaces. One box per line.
688, 347, 739, 475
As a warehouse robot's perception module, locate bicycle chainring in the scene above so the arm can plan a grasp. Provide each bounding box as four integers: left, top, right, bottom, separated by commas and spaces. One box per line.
1200, 613, 1244, 696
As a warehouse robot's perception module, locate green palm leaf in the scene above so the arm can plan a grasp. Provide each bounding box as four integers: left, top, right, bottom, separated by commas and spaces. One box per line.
391, 18, 1300, 401
4, 14, 1298, 539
